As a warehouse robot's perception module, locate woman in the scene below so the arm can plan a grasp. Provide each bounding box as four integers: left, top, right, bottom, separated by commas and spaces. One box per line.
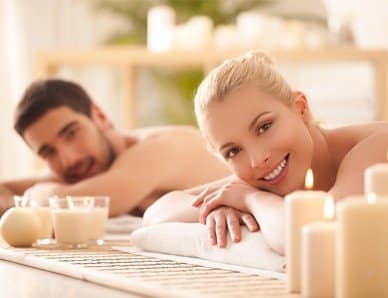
144, 51, 388, 255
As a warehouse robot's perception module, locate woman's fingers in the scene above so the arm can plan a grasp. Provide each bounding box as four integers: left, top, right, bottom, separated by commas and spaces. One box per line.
240, 213, 260, 232
206, 217, 217, 246
215, 213, 227, 248
191, 187, 210, 207
199, 194, 223, 224
226, 211, 241, 242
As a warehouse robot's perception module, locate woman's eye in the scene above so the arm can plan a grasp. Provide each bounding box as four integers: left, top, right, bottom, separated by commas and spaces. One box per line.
225, 147, 241, 159
257, 122, 272, 135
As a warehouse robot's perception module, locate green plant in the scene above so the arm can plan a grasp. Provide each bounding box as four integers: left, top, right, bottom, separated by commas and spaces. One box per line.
94, 0, 274, 125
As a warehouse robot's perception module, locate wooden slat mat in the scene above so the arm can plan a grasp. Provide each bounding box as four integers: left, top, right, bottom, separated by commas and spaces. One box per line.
0, 243, 297, 298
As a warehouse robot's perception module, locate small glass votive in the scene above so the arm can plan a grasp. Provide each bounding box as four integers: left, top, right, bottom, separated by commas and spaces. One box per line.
49, 196, 94, 249
13, 196, 54, 245
30, 197, 53, 244
89, 196, 110, 245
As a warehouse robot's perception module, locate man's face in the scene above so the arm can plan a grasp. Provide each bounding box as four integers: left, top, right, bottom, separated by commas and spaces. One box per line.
23, 106, 115, 183
202, 83, 314, 196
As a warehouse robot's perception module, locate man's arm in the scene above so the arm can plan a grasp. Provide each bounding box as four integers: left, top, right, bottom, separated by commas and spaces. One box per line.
0, 174, 56, 215
27, 130, 209, 217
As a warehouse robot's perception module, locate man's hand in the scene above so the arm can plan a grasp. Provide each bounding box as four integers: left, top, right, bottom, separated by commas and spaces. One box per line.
205, 207, 259, 248
24, 182, 64, 200
192, 180, 260, 224
0, 185, 15, 216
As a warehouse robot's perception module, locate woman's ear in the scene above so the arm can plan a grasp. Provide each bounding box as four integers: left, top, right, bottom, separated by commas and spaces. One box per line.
292, 91, 311, 124
90, 104, 113, 131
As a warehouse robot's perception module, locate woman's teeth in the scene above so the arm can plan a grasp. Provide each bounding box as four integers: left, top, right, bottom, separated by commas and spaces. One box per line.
263, 158, 287, 181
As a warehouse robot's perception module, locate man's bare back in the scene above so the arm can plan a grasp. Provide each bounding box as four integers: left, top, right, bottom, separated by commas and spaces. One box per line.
0, 79, 230, 217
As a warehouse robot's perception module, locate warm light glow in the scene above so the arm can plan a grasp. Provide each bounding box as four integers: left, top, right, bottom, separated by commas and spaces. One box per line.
367, 192, 377, 204
386, 149, 388, 161
324, 197, 335, 220
305, 168, 314, 190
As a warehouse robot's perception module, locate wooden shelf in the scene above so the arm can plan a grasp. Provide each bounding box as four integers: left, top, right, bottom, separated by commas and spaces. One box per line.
35, 45, 388, 128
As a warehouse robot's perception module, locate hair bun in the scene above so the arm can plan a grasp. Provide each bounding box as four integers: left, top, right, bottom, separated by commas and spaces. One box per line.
242, 51, 275, 66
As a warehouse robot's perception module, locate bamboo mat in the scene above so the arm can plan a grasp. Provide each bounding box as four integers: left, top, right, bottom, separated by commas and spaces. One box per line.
0, 242, 299, 298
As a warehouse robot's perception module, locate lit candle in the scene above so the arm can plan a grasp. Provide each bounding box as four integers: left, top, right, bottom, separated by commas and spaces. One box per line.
285, 169, 331, 293
147, 5, 175, 52
301, 197, 336, 297
364, 163, 388, 196
336, 194, 388, 298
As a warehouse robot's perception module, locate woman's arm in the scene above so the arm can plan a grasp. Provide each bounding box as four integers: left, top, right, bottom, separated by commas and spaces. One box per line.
194, 180, 285, 255
143, 175, 236, 225
143, 191, 199, 225
244, 192, 285, 255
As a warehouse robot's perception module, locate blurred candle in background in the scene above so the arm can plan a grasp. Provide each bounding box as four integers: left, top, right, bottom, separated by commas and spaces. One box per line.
147, 5, 175, 52
285, 169, 331, 293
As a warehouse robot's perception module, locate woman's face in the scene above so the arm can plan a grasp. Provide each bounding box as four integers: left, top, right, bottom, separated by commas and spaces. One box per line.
202, 83, 313, 196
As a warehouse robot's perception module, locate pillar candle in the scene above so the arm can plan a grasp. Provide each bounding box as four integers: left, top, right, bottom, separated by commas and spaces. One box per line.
337, 195, 388, 298
147, 5, 175, 52
364, 163, 388, 196
301, 198, 336, 297
285, 168, 331, 293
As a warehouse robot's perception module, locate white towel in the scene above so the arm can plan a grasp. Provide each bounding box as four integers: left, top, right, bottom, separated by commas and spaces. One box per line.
105, 215, 143, 234
131, 222, 286, 273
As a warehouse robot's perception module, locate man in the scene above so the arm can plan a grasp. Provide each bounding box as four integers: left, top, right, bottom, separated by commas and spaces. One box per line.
0, 79, 230, 216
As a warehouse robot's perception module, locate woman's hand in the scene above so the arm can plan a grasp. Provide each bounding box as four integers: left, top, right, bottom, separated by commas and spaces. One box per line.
192, 180, 260, 224
205, 206, 259, 248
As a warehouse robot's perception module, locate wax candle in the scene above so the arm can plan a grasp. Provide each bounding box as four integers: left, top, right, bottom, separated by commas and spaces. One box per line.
214, 25, 239, 51
285, 169, 331, 293
301, 197, 336, 297
364, 163, 388, 196
147, 5, 175, 52
336, 194, 388, 298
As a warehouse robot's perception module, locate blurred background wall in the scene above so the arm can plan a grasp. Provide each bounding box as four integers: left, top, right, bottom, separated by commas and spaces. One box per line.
1, 0, 387, 179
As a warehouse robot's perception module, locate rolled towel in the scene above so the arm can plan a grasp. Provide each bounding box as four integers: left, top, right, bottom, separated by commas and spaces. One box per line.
131, 222, 286, 273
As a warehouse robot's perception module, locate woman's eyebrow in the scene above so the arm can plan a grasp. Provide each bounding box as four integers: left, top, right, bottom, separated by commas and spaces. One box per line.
219, 142, 234, 152
248, 112, 271, 131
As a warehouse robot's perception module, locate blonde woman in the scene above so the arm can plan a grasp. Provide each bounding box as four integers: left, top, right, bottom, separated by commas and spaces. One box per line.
144, 51, 388, 255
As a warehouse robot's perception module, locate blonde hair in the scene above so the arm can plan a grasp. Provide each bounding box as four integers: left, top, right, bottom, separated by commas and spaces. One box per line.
194, 51, 294, 129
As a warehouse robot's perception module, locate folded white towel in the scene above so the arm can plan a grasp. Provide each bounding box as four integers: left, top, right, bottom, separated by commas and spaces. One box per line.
131, 222, 286, 273
105, 215, 143, 234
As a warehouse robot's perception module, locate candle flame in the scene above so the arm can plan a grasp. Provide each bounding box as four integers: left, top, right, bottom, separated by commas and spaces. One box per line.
367, 192, 377, 204
305, 168, 314, 190
324, 197, 335, 220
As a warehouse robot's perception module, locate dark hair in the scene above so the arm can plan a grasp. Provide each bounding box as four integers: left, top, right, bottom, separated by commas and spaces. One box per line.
14, 79, 93, 136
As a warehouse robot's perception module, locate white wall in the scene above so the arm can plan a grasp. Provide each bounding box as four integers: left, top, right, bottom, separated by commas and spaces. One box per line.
0, 0, 387, 179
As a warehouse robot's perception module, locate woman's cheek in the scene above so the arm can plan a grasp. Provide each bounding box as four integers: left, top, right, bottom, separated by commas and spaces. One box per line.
231, 161, 252, 184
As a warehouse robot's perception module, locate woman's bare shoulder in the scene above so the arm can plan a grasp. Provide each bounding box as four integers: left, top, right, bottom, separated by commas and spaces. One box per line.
325, 122, 388, 153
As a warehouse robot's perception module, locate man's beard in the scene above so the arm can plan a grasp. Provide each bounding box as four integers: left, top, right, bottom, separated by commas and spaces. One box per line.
63, 128, 116, 183
100, 128, 116, 172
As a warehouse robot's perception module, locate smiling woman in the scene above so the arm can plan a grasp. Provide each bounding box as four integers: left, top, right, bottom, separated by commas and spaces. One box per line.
145, 51, 388, 255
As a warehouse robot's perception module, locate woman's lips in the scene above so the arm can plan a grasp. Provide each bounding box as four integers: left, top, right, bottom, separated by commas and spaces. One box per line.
258, 154, 290, 186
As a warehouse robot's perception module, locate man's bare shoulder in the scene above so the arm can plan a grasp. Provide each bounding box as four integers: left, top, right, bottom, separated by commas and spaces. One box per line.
124, 125, 200, 141
112, 125, 203, 166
